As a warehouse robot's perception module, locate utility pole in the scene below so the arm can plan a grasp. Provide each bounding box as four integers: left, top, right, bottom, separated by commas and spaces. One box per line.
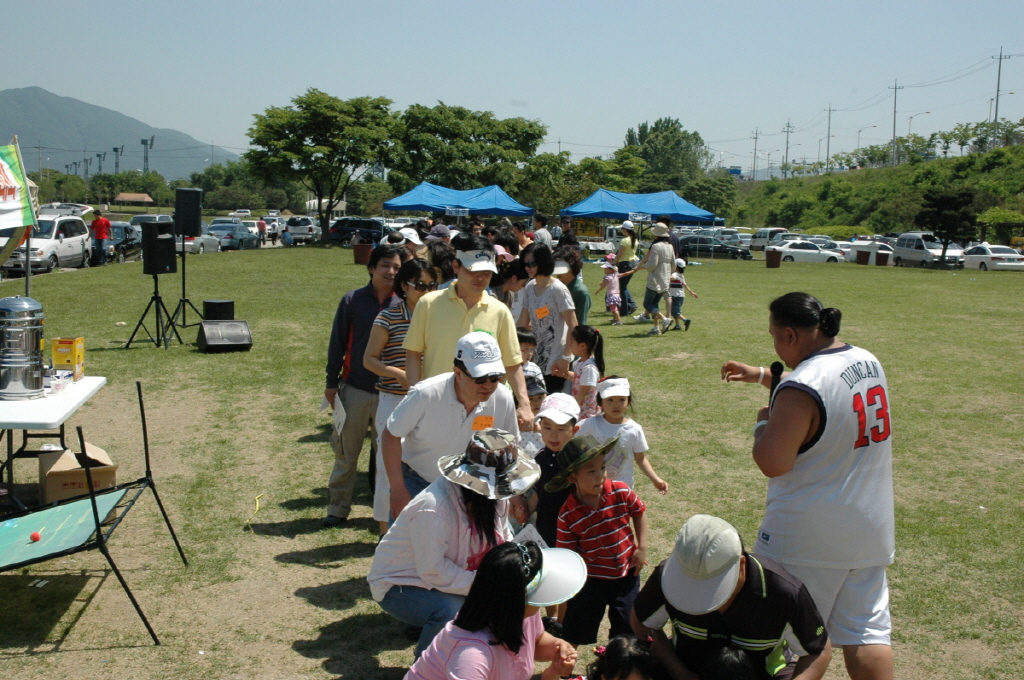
83, 156, 92, 179
96, 152, 106, 174
824, 105, 836, 173
141, 135, 154, 173
991, 47, 1012, 149
781, 120, 794, 179
113, 146, 124, 174
750, 128, 760, 180
889, 80, 903, 167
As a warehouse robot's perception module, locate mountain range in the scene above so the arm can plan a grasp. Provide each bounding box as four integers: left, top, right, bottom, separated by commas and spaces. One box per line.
0, 87, 239, 180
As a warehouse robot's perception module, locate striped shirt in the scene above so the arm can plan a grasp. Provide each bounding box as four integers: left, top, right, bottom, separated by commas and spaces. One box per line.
556, 479, 645, 579
372, 301, 413, 395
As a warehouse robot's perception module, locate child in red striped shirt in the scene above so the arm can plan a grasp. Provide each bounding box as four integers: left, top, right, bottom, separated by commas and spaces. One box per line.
546, 434, 648, 648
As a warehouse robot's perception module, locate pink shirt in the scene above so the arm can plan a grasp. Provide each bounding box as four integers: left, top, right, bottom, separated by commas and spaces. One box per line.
405, 611, 544, 680
603, 271, 620, 297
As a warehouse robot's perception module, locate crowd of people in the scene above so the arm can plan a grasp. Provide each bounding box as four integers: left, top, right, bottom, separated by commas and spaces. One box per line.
322, 214, 895, 680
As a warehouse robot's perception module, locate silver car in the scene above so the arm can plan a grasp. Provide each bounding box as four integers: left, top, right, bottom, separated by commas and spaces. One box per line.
176, 223, 223, 254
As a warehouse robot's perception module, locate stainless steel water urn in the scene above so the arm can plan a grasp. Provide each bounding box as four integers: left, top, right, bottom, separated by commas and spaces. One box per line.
0, 295, 45, 400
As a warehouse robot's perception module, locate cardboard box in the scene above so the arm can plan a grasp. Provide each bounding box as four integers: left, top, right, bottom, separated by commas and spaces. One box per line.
51, 337, 85, 382
38, 443, 117, 504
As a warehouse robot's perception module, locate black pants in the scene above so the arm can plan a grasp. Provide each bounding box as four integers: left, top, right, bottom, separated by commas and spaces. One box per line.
562, 573, 639, 645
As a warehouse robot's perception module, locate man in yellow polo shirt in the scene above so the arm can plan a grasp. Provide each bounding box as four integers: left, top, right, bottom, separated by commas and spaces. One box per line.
405, 234, 533, 428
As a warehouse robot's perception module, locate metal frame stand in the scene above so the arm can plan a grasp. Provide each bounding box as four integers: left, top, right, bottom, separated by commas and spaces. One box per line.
126, 275, 181, 349
165, 245, 203, 338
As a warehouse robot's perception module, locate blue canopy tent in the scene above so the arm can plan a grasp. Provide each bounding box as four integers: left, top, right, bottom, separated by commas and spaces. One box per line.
383, 181, 534, 217
560, 189, 719, 224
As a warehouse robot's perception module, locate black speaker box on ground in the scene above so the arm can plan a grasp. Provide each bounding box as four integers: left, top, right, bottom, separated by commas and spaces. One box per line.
142, 222, 177, 275
197, 320, 252, 353
203, 299, 235, 321
175, 188, 203, 237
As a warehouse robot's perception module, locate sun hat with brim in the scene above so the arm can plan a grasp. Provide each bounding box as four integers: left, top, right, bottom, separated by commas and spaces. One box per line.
437, 428, 540, 500
651, 223, 670, 237
597, 377, 631, 399
534, 392, 579, 425
526, 548, 587, 607
544, 433, 619, 493
552, 260, 571, 275
660, 514, 744, 615
399, 227, 423, 245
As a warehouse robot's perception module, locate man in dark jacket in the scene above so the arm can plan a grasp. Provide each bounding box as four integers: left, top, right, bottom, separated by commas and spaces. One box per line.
322, 244, 403, 527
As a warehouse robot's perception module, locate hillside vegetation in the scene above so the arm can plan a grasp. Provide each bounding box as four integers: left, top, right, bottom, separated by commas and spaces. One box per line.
732, 145, 1024, 239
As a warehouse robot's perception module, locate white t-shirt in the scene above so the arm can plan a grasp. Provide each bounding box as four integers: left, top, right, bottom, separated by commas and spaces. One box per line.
520, 279, 575, 374
576, 416, 649, 488
386, 373, 519, 483
756, 344, 895, 569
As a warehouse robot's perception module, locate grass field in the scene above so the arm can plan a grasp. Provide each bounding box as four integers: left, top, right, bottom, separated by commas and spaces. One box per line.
1, 248, 1021, 680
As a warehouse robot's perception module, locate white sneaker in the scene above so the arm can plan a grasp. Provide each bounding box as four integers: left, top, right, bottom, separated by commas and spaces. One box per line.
661, 319, 672, 333
647, 325, 661, 336
633, 313, 650, 323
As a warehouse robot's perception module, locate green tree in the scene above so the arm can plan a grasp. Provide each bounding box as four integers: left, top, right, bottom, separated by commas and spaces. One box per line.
681, 171, 737, 218
914, 186, 977, 264
345, 176, 394, 216
388, 102, 545, 193
625, 117, 710, 191
246, 89, 396, 243
976, 206, 1024, 243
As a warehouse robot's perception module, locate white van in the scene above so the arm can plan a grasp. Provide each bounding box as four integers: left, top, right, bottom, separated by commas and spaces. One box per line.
2, 214, 92, 273
893, 232, 964, 268
751, 228, 787, 251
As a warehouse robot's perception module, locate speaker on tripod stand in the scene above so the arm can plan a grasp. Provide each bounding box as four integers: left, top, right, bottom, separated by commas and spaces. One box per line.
126, 222, 180, 349
165, 188, 205, 337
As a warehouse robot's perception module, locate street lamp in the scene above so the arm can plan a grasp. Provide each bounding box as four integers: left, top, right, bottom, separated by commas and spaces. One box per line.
907, 112, 930, 135
857, 125, 877, 149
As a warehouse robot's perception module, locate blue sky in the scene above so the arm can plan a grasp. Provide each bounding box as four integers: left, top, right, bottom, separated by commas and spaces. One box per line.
4, 1, 1022, 174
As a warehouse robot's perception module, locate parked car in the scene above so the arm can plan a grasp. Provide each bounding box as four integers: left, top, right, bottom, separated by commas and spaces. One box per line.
129, 214, 173, 228
91, 221, 142, 264
210, 217, 242, 227
230, 209, 252, 217
242, 220, 259, 235
285, 216, 318, 243
176, 223, 223, 254
736, 234, 752, 248
766, 240, 844, 263
263, 216, 281, 235
328, 217, 390, 246
751, 228, 788, 251
963, 243, 1024, 271
677, 236, 753, 260
2, 215, 92, 273
893, 232, 964, 268
39, 202, 93, 218
835, 241, 894, 265
211, 224, 260, 250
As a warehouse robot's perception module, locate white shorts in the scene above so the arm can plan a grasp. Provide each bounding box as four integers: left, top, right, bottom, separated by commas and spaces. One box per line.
780, 562, 892, 647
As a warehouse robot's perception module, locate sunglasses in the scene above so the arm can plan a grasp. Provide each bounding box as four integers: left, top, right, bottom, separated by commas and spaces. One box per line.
405, 280, 437, 292
469, 372, 506, 385
523, 260, 537, 268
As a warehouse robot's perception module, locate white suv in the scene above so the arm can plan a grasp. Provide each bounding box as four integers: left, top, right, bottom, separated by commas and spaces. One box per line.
893, 232, 964, 268
2, 214, 91, 273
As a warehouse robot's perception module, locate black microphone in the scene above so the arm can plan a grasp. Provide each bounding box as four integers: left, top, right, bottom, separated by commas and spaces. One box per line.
769, 361, 784, 401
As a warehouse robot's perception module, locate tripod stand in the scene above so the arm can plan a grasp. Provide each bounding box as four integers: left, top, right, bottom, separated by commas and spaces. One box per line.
164, 242, 203, 340
126, 274, 181, 349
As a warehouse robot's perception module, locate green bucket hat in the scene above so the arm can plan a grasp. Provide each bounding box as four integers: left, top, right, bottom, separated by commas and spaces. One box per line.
543, 433, 620, 493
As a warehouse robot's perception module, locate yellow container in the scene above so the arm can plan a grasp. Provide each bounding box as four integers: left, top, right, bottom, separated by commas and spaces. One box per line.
51, 336, 85, 382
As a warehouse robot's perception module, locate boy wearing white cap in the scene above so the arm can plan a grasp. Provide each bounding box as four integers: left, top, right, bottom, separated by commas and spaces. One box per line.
631, 514, 831, 680
667, 258, 699, 331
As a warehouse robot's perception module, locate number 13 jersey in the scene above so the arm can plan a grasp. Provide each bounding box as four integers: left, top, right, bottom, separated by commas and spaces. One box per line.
756, 344, 895, 569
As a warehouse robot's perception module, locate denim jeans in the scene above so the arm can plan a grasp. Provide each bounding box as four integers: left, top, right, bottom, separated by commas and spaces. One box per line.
93, 238, 107, 265
379, 585, 465, 657
643, 287, 664, 315
617, 261, 637, 316
402, 463, 430, 498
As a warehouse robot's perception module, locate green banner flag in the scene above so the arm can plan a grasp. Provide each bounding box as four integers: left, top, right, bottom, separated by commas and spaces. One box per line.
0, 144, 34, 265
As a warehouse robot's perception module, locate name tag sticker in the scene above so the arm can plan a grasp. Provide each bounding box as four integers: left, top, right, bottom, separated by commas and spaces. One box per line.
535, 306, 550, 320
472, 415, 495, 430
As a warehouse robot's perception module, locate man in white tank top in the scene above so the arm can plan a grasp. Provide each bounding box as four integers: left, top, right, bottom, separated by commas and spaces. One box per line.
722, 292, 895, 680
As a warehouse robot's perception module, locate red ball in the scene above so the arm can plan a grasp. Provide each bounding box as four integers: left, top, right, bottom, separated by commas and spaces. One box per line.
30, 532, 41, 542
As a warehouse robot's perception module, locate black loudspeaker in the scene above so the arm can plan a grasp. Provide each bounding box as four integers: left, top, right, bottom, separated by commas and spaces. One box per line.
175, 187, 203, 237
197, 320, 252, 353
203, 299, 235, 321
142, 222, 177, 275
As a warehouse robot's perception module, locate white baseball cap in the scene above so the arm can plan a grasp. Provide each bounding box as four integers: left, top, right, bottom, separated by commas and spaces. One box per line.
456, 249, 499, 273
675, 258, 687, 269
454, 332, 505, 377
399, 227, 423, 245
660, 515, 744, 615
534, 392, 580, 425
597, 377, 631, 399
620, 220, 634, 230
